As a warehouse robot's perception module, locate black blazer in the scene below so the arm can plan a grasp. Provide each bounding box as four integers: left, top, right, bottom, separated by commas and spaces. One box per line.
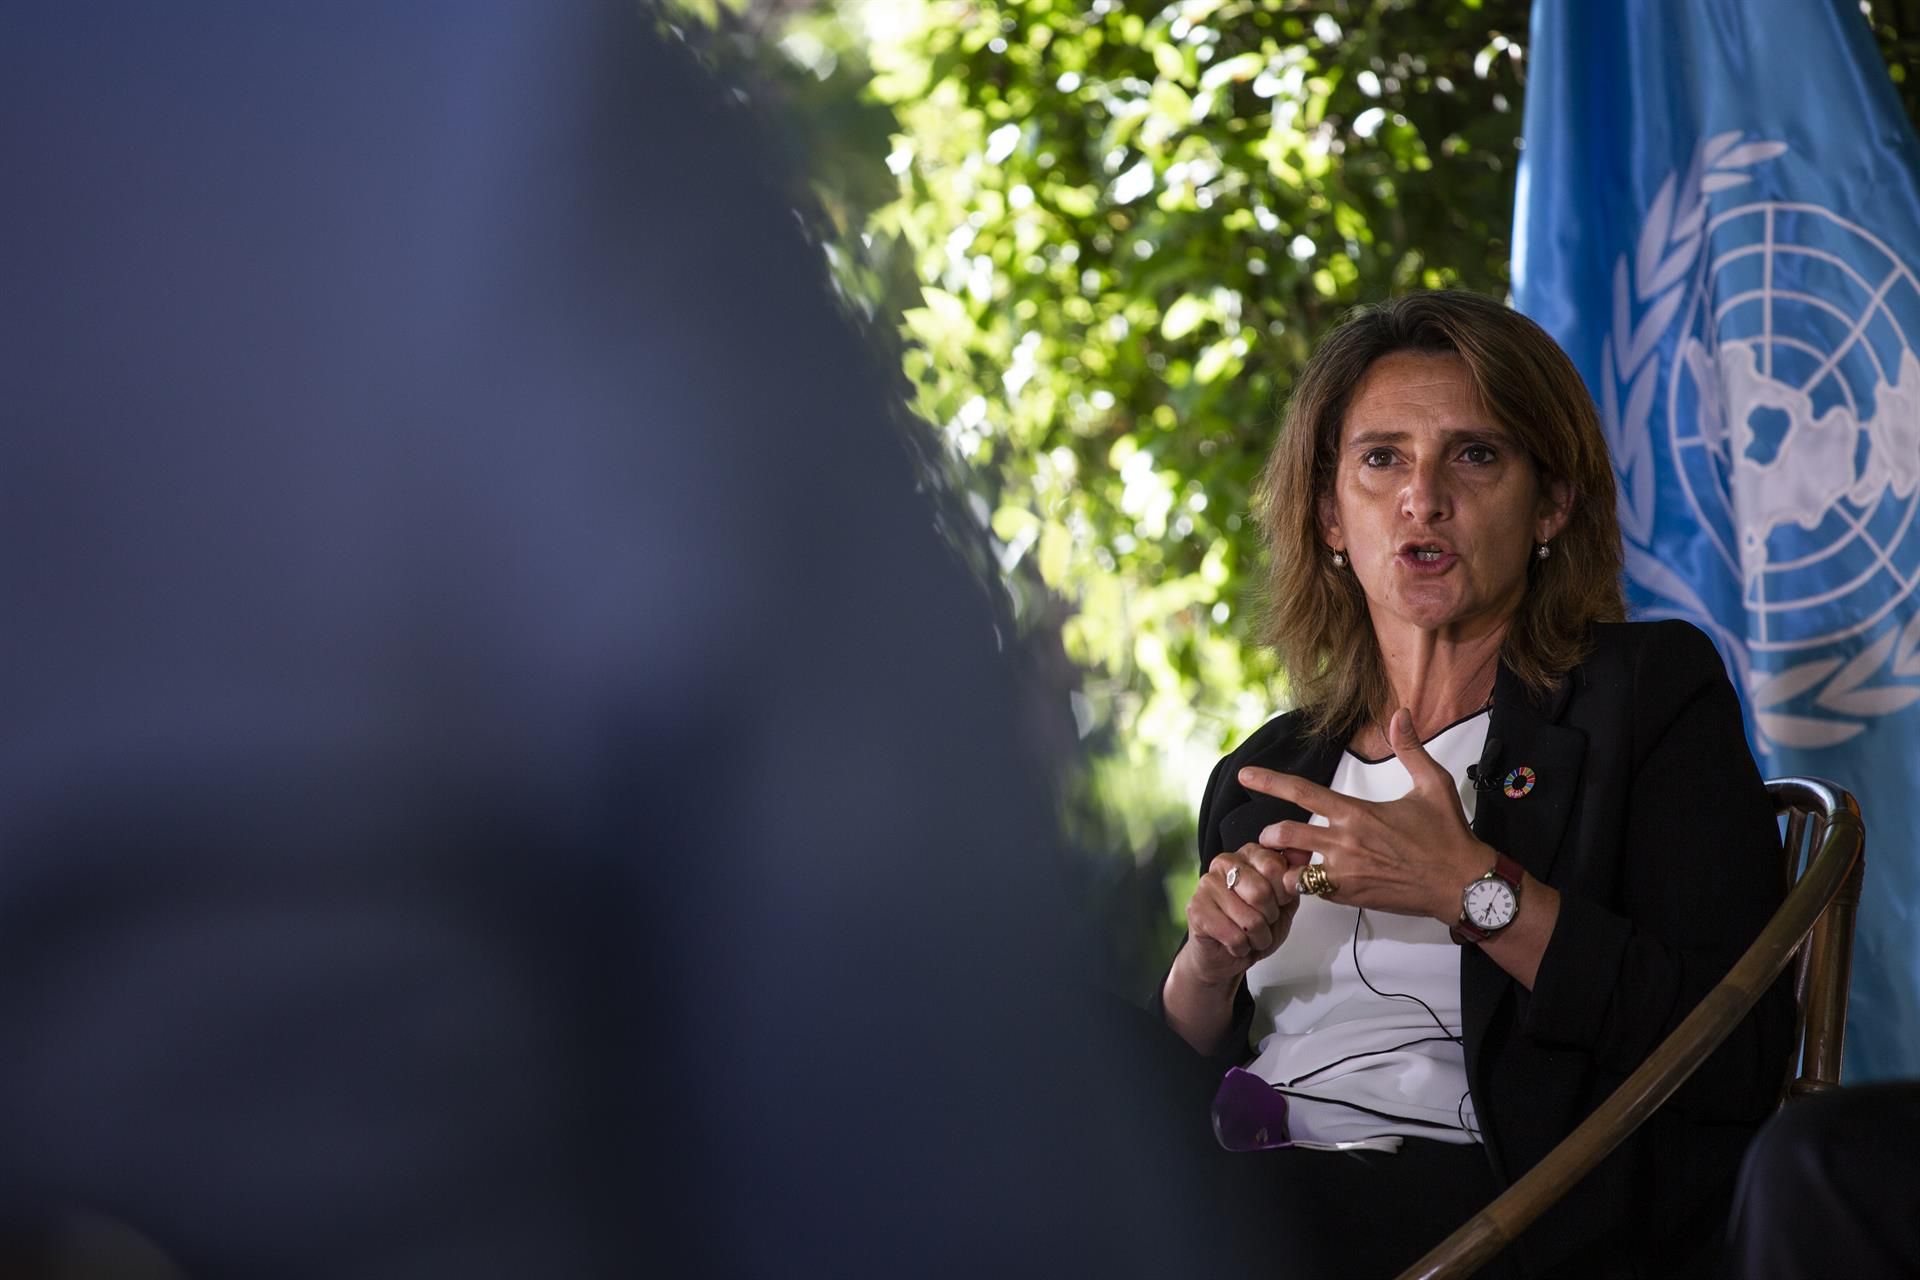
1185, 620, 1792, 1278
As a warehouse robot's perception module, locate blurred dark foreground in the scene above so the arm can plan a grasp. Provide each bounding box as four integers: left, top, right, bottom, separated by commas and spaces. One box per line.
0, 4, 1222, 1276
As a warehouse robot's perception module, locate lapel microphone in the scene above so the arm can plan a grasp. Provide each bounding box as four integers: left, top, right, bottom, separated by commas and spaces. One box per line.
1465, 735, 1505, 792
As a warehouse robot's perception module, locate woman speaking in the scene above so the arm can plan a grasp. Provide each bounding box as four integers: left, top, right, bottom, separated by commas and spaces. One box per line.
1157, 291, 1790, 1278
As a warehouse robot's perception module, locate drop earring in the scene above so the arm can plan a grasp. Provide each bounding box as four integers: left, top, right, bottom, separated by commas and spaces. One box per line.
1331, 549, 1347, 568
1535, 542, 1552, 560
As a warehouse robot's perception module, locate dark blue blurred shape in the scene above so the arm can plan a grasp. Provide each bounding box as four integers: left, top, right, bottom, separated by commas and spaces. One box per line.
0, 4, 1209, 1275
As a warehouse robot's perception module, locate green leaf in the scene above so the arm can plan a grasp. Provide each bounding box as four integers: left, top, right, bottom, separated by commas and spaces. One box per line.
1199, 51, 1264, 91
991, 504, 1040, 543
1192, 338, 1244, 384
1052, 184, 1098, 218
1151, 42, 1189, 84
1160, 294, 1211, 340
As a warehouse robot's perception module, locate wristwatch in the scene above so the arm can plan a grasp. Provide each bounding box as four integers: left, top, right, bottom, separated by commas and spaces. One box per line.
1450, 853, 1525, 945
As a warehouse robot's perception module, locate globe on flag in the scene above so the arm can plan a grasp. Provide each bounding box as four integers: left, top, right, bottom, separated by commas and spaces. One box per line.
1515, 0, 1920, 1080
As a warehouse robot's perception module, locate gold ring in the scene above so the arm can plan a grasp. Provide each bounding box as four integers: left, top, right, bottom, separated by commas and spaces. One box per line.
1298, 863, 1337, 897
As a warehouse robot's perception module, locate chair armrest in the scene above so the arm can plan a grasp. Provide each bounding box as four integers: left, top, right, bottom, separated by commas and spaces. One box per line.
1396, 807, 1865, 1280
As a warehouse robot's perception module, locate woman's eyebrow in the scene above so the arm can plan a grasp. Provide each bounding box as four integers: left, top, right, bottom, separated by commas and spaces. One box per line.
1343, 429, 1410, 450
1343, 426, 1511, 450
1443, 425, 1515, 445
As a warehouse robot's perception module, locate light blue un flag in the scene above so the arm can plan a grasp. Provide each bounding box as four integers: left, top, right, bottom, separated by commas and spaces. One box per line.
1514, 0, 1920, 1081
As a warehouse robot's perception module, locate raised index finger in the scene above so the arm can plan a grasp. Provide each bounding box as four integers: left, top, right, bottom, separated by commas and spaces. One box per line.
1236, 766, 1361, 822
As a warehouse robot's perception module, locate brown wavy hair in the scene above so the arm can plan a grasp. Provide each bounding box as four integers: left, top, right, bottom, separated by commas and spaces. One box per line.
1254, 290, 1626, 740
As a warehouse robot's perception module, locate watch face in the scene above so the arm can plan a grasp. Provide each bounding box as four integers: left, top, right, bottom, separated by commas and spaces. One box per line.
1465, 878, 1519, 930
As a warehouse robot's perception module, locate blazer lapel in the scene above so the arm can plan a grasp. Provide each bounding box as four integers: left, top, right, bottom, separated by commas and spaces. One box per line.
1475, 663, 1584, 886
1463, 662, 1586, 1141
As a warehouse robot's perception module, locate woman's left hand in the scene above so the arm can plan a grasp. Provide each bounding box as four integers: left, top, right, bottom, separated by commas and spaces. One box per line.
1239, 707, 1494, 922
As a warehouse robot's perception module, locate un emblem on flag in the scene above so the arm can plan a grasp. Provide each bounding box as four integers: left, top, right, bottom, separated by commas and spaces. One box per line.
1606, 134, 1920, 748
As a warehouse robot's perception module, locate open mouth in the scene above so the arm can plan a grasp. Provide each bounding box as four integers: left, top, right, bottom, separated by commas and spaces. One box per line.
1402, 542, 1452, 563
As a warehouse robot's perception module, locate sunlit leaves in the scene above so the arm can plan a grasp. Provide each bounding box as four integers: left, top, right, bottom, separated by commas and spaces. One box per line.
1159, 294, 1210, 341
677, 0, 1535, 989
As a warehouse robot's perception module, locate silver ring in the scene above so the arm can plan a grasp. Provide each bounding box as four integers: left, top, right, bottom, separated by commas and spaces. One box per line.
1225, 865, 1240, 891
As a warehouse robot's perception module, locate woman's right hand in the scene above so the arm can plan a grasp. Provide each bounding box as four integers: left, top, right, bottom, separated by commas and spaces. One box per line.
1161, 843, 1306, 1055
1174, 843, 1305, 989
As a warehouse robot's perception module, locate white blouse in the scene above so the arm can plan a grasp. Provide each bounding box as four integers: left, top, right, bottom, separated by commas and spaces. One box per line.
1240, 710, 1489, 1151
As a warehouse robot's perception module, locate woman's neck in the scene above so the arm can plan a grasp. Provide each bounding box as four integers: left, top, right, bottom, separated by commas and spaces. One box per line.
1352, 619, 1509, 756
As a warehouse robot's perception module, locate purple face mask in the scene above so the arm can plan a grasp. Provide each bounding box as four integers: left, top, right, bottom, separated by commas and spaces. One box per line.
1211, 1066, 1297, 1151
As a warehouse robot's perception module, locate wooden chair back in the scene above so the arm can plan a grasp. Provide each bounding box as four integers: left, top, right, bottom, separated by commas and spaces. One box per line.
1772, 777, 1864, 1097
1396, 775, 1866, 1280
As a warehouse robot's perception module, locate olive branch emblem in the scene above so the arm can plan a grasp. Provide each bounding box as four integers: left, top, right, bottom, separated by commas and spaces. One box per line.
1600, 131, 1920, 749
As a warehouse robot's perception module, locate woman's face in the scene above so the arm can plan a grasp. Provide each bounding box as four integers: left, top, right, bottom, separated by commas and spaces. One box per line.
1319, 351, 1571, 643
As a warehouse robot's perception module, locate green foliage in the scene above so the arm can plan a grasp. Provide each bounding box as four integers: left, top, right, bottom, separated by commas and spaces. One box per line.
856, 0, 1530, 990
1866, 0, 1920, 128
667, 0, 1918, 996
